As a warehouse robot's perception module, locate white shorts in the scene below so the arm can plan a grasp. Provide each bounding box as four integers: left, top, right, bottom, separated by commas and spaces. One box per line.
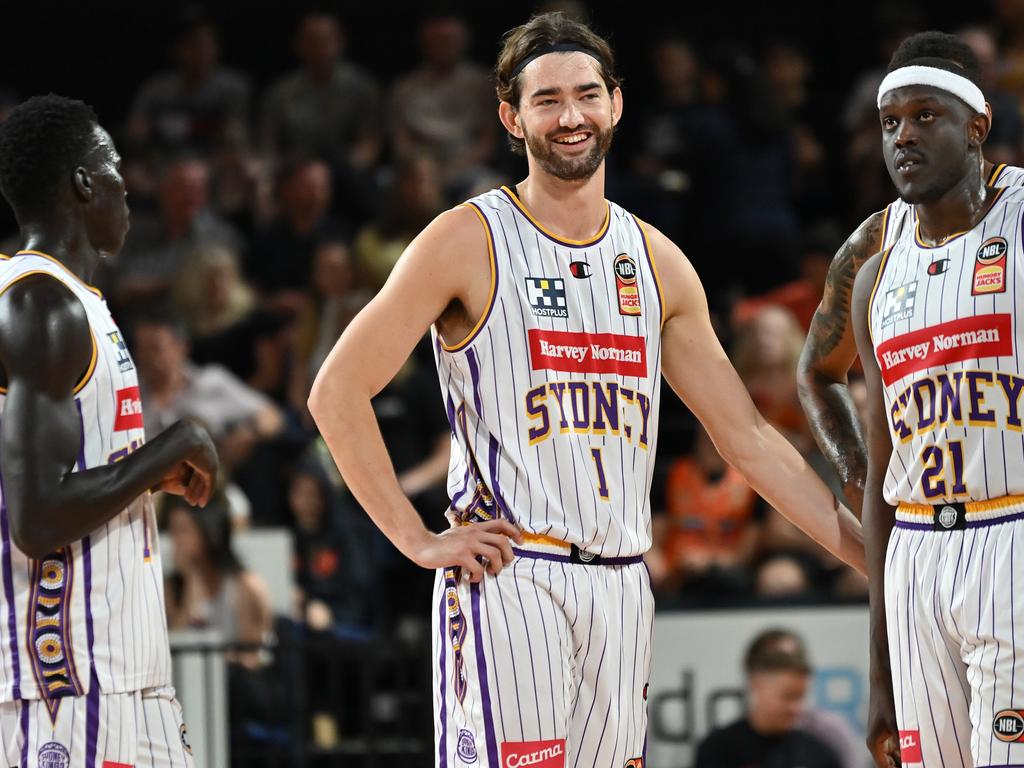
0, 684, 193, 768
432, 549, 653, 768
887, 511, 1024, 767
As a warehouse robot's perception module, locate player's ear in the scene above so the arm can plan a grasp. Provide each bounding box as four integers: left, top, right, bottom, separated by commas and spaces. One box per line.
72, 167, 93, 203
498, 101, 523, 140
968, 109, 991, 147
611, 87, 623, 127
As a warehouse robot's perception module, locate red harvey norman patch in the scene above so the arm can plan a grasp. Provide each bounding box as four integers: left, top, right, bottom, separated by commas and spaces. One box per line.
528, 329, 647, 377
876, 314, 1012, 386
113, 386, 144, 432
103, 763, 134, 768
501, 739, 566, 768
898, 730, 922, 762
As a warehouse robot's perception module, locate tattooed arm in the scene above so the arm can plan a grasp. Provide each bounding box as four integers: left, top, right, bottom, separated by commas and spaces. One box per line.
797, 210, 886, 518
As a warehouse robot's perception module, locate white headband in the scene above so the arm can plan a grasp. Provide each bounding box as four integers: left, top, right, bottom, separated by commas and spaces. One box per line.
877, 65, 986, 114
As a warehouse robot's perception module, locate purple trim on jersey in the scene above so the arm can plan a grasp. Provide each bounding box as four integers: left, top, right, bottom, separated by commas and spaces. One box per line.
895, 509, 1024, 530
85, 667, 100, 768
441, 202, 500, 352
630, 214, 663, 326
512, 548, 644, 566
487, 437, 517, 525
19, 699, 28, 767
470, 583, 499, 767
437, 582, 448, 768
0, 464, 21, 700
466, 349, 484, 418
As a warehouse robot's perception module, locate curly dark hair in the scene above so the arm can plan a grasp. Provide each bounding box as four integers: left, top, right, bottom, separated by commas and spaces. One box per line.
0, 94, 99, 223
887, 31, 982, 85
495, 12, 620, 155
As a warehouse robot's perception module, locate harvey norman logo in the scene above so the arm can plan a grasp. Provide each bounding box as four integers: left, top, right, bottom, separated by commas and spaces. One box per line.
113, 386, 144, 432
527, 329, 647, 377
876, 314, 1012, 385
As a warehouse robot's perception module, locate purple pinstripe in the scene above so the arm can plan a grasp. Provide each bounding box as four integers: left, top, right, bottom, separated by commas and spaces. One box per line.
19, 699, 28, 767
0, 465, 20, 700
470, 584, 499, 767
437, 579, 448, 768
84, 535, 99, 768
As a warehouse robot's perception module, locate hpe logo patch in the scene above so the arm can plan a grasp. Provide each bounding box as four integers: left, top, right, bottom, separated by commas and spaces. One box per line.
525, 277, 568, 318
994, 709, 1024, 742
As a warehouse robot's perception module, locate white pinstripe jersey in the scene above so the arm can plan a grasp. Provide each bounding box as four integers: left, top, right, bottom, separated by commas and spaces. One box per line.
869, 186, 1024, 505
433, 187, 664, 557
881, 163, 1024, 251
0, 251, 171, 703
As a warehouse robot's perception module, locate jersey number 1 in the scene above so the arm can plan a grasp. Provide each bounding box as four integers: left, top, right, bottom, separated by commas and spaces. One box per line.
590, 448, 610, 501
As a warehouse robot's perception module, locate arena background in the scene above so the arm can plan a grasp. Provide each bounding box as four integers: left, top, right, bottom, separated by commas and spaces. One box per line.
0, 1, 1010, 766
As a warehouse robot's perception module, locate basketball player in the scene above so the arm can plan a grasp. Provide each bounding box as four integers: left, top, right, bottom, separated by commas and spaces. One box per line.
851, 53, 1024, 766
798, 32, 1024, 520
309, 13, 864, 767
0, 95, 219, 766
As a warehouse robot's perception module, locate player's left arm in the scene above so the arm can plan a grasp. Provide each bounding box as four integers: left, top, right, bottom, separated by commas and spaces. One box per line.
646, 222, 866, 574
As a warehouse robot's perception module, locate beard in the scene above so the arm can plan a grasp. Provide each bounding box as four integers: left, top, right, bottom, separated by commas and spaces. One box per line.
523, 120, 615, 182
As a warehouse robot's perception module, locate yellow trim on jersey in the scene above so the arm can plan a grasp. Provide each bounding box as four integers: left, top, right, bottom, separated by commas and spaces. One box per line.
519, 532, 572, 550
501, 185, 611, 246
0, 253, 9, 260
897, 494, 1024, 524
633, 218, 667, 332
439, 204, 497, 353
865, 247, 894, 346
0, 271, 99, 395
912, 187, 1007, 249
15, 250, 104, 298
988, 163, 1006, 186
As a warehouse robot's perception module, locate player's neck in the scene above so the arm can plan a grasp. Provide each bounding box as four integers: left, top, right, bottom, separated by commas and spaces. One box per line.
19, 224, 99, 285
915, 173, 994, 248
515, 169, 607, 242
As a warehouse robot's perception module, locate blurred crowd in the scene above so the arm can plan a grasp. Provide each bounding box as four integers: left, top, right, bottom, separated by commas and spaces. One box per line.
4, 3, 1024, 738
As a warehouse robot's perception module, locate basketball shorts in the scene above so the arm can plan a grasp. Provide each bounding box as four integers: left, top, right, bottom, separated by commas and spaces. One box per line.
0, 684, 193, 767
432, 541, 653, 768
887, 501, 1024, 767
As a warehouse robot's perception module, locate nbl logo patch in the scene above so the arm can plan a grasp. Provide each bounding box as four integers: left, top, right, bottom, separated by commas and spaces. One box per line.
973, 236, 1008, 295
525, 277, 569, 318
881, 281, 917, 327
994, 709, 1024, 742
613, 254, 641, 316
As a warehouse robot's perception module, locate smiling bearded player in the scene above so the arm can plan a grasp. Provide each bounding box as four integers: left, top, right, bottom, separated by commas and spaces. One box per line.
309, 12, 864, 767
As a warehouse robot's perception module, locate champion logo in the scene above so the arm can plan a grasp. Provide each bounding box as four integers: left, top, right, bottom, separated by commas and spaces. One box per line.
113, 386, 145, 432
898, 730, 923, 762
875, 314, 1012, 385
528, 329, 647, 377
501, 739, 566, 768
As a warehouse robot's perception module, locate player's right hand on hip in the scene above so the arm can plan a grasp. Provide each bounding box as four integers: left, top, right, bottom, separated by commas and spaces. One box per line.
413, 520, 523, 582
866, 684, 901, 768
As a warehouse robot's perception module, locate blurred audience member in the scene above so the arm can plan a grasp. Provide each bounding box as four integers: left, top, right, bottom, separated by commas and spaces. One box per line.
133, 314, 284, 474
960, 25, 1023, 167
247, 156, 343, 316
755, 552, 814, 599
731, 306, 811, 450
261, 13, 381, 171
695, 629, 840, 767
164, 495, 273, 667
126, 7, 250, 160
648, 426, 761, 605
113, 156, 244, 310
288, 461, 372, 635
353, 153, 444, 291
174, 243, 256, 340
389, 13, 496, 198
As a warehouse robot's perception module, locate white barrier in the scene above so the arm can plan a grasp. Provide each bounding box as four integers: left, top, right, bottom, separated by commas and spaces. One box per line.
169, 628, 230, 768
648, 605, 871, 768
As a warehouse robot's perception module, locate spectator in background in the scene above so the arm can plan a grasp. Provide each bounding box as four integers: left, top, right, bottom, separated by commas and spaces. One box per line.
695, 629, 841, 768
126, 7, 250, 161
288, 461, 372, 636
960, 25, 1023, 166
389, 13, 497, 200
731, 306, 811, 451
261, 13, 381, 172
246, 155, 343, 317
133, 314, 284, 474
647, 425, 761, 606
174, 243, 256, 341
112, 156, 244, 311
352, 153, 444, 291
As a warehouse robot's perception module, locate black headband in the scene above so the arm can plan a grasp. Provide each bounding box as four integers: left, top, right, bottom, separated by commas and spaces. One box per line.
511, 42, 606, 79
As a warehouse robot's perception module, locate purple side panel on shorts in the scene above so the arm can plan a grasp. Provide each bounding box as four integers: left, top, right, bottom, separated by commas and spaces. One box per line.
19, 699, 28, 768
471, 583, 499, 767
438, 580, 448, 768
84, 531, 99, 768
0, 464, 21, 700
